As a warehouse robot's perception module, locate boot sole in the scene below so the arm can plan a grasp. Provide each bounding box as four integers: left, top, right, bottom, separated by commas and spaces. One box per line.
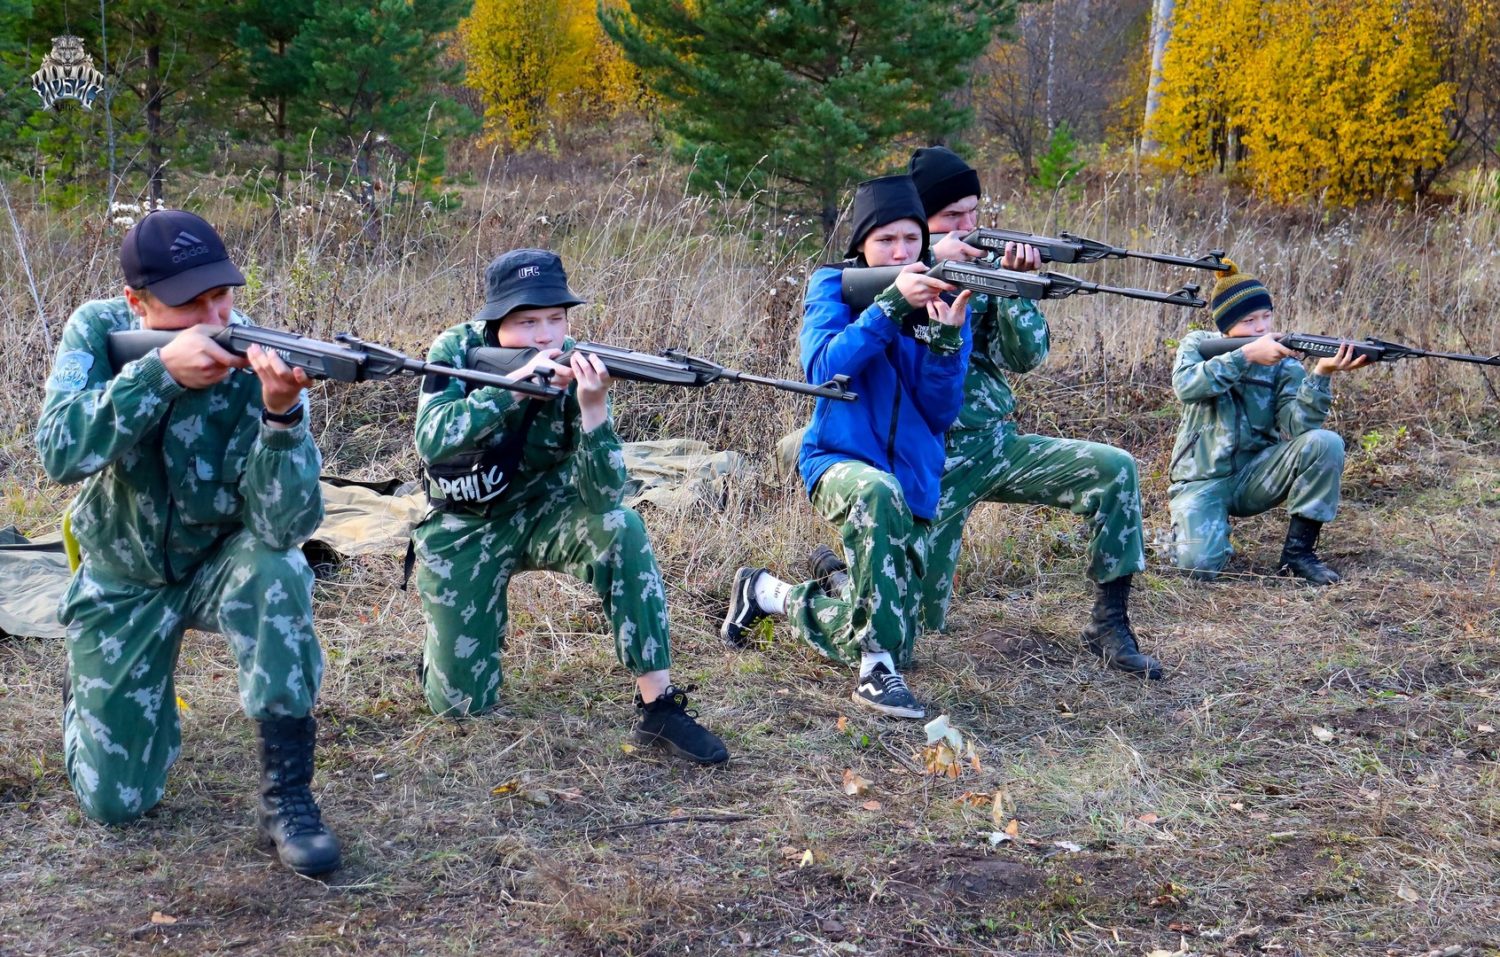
849, 690, 926, 720
257, 827, 342, 877
633, 728, 729, 765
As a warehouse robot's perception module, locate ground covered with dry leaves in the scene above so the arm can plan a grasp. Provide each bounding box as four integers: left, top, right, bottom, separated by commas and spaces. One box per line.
3, 376, 1496, 957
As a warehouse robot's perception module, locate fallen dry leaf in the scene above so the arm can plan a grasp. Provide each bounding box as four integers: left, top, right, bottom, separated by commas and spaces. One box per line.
1312, 724, 1335, 743
836, 715, 849, 733
1395, 884, 1421, 903
1137, 812, 1160, 825
1004, 818, 1020, 838
620, 743, 638, 754
490, 780, 521, 796
1053, 840, 1082, 853
798, 849, 815, 869
150, 913, 178, 925
861, 800, 882, 811
1477, 723, 1495, 734
991, 789, 1012, 826
841, 769, 871, 796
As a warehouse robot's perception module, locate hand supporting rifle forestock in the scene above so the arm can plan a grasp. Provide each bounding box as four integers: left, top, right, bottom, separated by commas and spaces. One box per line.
466, 341, 859, 402
106, 325, 564, 398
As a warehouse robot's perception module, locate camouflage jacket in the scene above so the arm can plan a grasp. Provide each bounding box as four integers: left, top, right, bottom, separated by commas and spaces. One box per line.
1168, 329, 1334, 484
415, 324, 627, 516
953, 293, 1051, 434
35, 298, 323, 586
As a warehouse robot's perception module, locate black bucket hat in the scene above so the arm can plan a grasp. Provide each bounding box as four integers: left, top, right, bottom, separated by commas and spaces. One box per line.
475, 248, 586, 322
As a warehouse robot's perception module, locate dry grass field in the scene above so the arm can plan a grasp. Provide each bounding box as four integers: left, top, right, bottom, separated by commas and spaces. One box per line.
1, 156, 1498, 956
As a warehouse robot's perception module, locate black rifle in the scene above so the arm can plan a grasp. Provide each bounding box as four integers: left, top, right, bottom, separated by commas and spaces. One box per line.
841, 259, 1206, 312
950, 228, 1228, 271
466, 341, 858, 401
1195, 332, 1500, 367
106, 325, 564, 398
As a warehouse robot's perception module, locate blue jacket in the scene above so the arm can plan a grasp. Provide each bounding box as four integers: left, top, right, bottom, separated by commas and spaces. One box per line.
798, 266, 972, 520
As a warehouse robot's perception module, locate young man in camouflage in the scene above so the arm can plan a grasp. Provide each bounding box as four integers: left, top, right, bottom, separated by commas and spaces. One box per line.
1169, 265, 1368, 583
36, 210, 340, 876
411, 248, 728, 765
900, 147, 1161, 679
722, 175, 973, 719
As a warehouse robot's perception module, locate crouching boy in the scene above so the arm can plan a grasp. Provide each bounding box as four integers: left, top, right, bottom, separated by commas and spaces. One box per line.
411, 249, 728, 764
1169, 264, 1368, 583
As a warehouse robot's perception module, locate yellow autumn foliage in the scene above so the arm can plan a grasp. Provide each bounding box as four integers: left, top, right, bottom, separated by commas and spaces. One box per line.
1149, 0, 1457, 205
461, 0, 645, 150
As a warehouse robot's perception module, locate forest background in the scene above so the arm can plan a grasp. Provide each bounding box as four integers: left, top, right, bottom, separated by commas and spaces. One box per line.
1, 1, 1499, 955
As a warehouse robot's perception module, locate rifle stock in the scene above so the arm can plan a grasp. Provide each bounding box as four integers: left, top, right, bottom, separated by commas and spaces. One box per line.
106, 325, 563, 398
467, 341, 858, 401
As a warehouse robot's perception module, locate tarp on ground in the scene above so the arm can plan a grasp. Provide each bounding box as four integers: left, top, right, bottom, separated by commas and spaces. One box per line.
0, 439, 747, 639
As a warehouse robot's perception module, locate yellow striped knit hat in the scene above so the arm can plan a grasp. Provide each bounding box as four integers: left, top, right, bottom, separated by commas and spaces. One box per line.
1210, 260, 1272, 332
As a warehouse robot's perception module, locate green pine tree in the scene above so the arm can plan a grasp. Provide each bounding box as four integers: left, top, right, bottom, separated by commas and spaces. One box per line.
601, 0, 1013, 240
291, 0, 475, 222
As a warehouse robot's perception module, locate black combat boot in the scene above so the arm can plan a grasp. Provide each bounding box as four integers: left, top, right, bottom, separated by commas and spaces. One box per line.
1277, 515, 1342, 586
808, 545, 851, 596
1080, 576, 1163, 680
257, 715, 341, 877
634, 685, 729, 765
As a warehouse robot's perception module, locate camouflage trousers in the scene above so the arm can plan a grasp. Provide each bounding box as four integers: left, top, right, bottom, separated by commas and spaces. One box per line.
412, 492, 673, 717
922, 424, 1147, 633
787, 461, 926, 667
60, 529, 322, 825
1168, 428, 1344, 577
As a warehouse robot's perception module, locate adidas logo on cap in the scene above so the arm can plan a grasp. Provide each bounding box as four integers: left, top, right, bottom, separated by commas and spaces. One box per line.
169, 230, 210, 263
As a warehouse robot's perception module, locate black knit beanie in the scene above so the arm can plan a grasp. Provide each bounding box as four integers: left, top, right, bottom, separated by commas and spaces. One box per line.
843, 175, 929, 261
908, 146, 983, 219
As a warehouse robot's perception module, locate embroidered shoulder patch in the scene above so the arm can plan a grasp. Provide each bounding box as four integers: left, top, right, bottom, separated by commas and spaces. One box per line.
48, 350, 94, 392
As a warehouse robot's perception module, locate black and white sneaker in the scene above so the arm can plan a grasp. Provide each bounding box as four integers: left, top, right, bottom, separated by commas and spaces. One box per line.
721, 566, 769, 647
852, 662, 926, 719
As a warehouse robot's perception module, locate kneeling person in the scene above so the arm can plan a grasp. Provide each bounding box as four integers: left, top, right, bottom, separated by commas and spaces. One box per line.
722, 175, 972, 720
37, 210, 339, 876
1169, 265, 1367, 583
412, 249, 728, 765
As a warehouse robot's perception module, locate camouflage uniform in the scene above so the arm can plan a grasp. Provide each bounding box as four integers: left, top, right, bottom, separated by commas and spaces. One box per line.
412, 326, 672, 716
784, 460, 928, 665
1167, 330, 1343, 577
921, 296, 1147, 633
36, 299, 324, 825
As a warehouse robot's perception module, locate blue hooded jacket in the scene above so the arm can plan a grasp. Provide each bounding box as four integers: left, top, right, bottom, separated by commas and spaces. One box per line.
797, 266, 972, 520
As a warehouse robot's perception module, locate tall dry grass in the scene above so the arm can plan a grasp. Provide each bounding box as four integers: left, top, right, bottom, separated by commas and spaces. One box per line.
1, 156, 1496, 572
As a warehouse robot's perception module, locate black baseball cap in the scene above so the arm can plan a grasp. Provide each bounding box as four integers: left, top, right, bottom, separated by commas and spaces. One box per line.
120, 209, 246, 307
475, 248, 585, 322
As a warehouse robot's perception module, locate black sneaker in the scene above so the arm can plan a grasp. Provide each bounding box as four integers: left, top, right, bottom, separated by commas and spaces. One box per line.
721, 567, 769, 647
808, 545, 850, 596
634, 685, 729, 765
852, 662, 926, 719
